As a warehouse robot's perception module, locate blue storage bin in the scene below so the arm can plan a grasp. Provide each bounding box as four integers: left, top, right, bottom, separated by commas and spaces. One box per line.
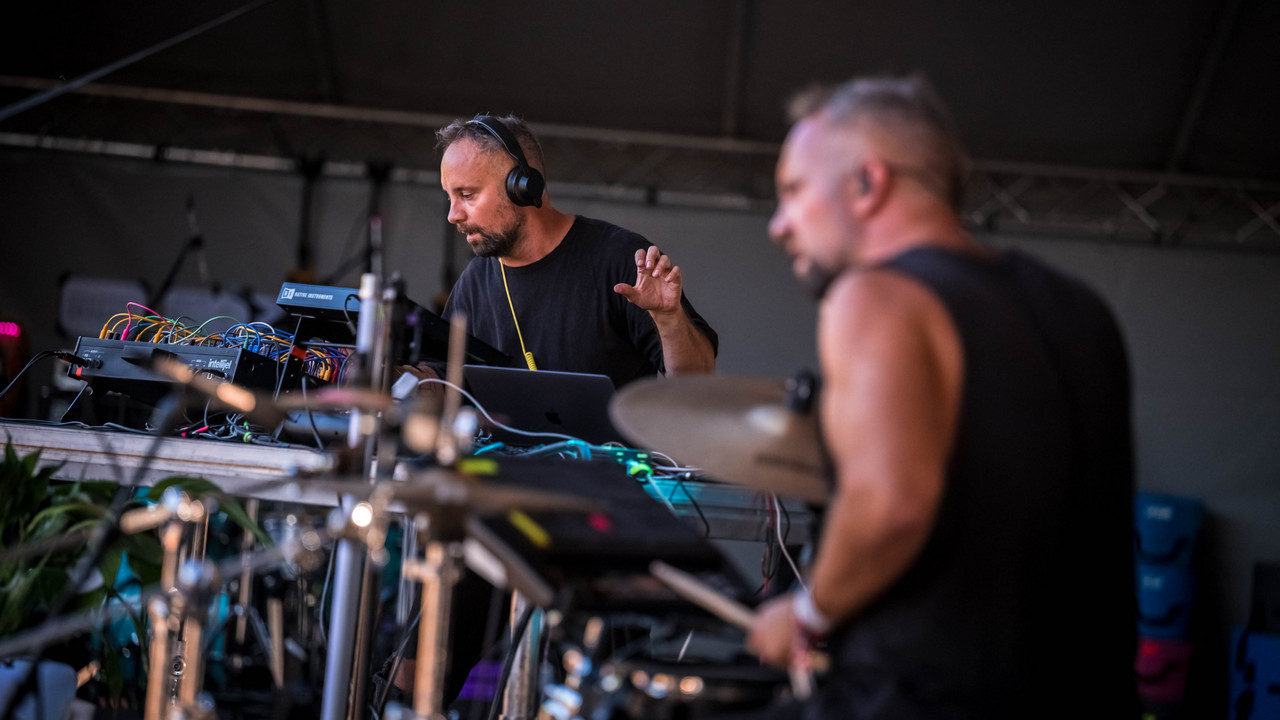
1134, 492, 1204, 566
1137, 563, 1195, 638
1229, 627, 1280, 719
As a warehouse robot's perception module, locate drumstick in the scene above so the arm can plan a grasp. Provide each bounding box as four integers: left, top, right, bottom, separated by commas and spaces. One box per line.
649, 560, 831, 675
650, 560, 755, 628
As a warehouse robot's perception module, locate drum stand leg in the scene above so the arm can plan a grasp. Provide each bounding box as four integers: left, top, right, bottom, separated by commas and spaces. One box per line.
405, 539, 463, 720
319, 533, 368, 720
501, 592, 544, 720
397, 515, 418, 626
175, 512, 210, 708
145, 495, 212, 720
233, 499, 259, 660
144, 598, 170, 720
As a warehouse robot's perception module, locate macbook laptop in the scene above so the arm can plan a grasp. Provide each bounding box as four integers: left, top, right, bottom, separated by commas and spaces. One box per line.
461, 365, 624, 446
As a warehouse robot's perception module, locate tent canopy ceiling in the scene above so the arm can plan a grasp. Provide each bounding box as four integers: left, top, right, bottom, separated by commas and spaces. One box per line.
2, 0, 1278, 197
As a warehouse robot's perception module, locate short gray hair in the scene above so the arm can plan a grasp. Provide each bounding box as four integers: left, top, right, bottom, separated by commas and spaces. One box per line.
435, 114, 547, 171
788, 76, 968, 211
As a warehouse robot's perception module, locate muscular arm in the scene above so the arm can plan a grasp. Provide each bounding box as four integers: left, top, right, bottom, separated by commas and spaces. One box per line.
807, 270, 960, 620
748, 269, 961, 666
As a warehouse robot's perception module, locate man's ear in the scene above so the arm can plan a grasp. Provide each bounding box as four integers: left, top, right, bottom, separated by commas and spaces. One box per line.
851, 158, 890, 215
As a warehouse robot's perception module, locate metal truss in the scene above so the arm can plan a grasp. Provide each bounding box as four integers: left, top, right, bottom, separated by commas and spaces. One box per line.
3, 75, 1279, 251
964, 162, 1280, 250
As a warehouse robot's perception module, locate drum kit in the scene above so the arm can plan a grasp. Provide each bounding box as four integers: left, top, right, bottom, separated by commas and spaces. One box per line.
0, 286, 831, 720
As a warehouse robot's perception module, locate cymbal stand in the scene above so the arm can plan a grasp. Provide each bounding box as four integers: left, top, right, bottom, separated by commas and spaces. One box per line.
395, 313, 472, 720
402, 521, 465, 720
322, 272, 393, 720
500, 593, 544, 720
232, 498, 258, 661
143, 491, 218, 720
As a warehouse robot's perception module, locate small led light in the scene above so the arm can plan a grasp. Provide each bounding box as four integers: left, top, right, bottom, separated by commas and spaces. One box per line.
629, 670, 650, 690
647, 673, 672, 699
678, 676, 704, 696
351, 502, 374, 528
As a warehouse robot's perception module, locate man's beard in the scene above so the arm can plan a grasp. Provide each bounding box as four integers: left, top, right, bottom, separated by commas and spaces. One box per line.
460, 215, 523, 258
798, 260, 840, 301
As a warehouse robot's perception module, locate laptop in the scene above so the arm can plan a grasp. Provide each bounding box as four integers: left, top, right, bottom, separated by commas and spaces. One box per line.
461, 365, 624, 445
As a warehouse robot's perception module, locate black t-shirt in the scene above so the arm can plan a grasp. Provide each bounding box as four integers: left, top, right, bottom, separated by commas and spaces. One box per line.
443, 215, 718, 388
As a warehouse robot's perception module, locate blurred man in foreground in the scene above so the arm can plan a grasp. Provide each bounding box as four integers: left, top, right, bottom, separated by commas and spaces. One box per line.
747, 76, 1137, 719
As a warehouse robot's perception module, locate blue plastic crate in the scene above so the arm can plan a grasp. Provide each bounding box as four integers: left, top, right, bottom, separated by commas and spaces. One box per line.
1135, 492, 1204, 567
1230, 627, 1280, 719
1137, 563, 1195, 639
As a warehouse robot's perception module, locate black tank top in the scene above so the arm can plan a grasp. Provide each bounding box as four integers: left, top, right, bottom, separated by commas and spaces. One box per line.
820, 247, 1137, 719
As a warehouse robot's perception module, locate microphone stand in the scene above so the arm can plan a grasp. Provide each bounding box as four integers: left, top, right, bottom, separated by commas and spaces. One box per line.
148, 196, 212, 311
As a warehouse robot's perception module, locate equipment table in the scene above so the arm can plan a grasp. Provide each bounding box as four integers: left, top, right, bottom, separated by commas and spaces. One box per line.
1, 420, 336, 505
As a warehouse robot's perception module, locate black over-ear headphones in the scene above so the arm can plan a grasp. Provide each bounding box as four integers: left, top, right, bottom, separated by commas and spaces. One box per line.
467, 115, 546, 208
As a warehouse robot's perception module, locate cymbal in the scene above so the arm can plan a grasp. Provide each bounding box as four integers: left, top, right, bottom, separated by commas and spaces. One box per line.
610, 375, 829, 505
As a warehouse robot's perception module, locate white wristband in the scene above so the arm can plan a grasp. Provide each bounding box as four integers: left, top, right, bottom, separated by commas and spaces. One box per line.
793, 588, 833, 635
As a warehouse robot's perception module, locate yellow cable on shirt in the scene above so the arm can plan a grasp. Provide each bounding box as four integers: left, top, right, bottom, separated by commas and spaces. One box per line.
499, 262, 537, 370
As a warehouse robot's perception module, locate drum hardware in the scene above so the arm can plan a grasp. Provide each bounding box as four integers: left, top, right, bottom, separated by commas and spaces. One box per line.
308, 459, 596, 720
219, 507, 323, 691
232, 498, 259, 672
136, 492, 323, 720
391, 458, 605, 717
649, 561, 828, 698
321, 271, 391, 720
401, 538, 463, 720
0, 502, 316, 720
590, 656, 791, 719
143, 488, 213, 716
500, 591, 545, 720
542, 610, 793, 720
143, 542, 321, 720
537, 616, 604, 720
610, 373, 829, 505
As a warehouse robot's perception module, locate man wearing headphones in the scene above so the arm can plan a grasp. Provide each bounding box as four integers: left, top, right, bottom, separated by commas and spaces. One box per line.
423, 114, 717, 386
388, 114, 717, 711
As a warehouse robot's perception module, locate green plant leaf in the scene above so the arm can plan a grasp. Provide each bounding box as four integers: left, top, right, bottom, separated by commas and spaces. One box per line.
98, 546, 124, 594
145, 475, 223, 501
74, 587, 108, 614
32, 563, 71, 604
122, 533, 163, 569
19, 446, 39, 478
218, 496, 272, 547
148, 475, 272, 547
102, 646, 124, 701
26, 501, 107, 537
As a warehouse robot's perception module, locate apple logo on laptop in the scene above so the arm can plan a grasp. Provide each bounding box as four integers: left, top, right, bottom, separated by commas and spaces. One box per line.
545, 408, 563, 425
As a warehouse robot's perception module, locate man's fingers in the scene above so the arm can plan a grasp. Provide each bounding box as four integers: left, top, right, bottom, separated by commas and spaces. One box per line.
644, 245, 663, 269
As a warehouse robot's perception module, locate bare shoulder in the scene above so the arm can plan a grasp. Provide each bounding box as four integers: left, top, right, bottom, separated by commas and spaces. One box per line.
819, 267, 963, 418
820, 268, 954, 346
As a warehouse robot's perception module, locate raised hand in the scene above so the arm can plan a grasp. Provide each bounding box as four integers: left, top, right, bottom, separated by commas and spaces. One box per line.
613, 245, 683, 316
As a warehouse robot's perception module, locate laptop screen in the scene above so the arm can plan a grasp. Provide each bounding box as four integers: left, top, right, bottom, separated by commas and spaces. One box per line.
461, 365, 624, 445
